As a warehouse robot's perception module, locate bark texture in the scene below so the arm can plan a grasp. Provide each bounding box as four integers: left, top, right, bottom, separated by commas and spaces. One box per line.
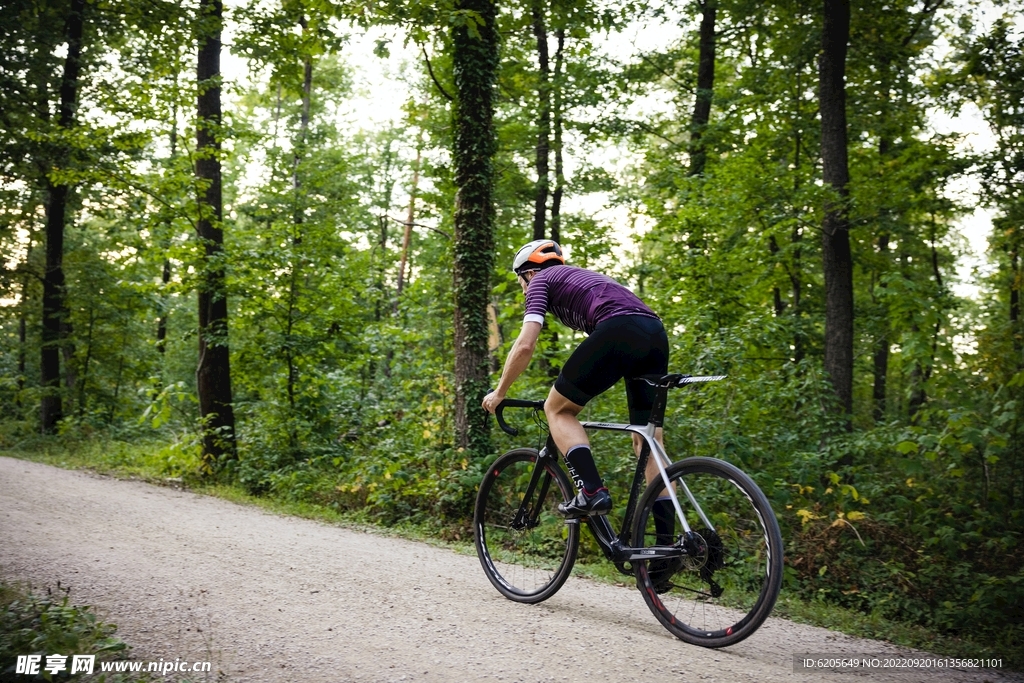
531, 0, 551, 241
195, 0, 237, 465
688, 0, 717, 177
872, 232, 890, 422
40, 0, 86, 433
452, 0, 499, 454
818, 0, 854, 421
397, 143, 422, 301
1011, 240, 1021, 361
157, 101, 178, 357
550, 28, 565, 243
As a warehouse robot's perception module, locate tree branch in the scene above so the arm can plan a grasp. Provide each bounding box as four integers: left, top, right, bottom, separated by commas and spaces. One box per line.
99, 168, 198, 232
384, 214, 451, 240
632, 47, 692, 94
422, 46, 454, 102
902, 0, 947, 48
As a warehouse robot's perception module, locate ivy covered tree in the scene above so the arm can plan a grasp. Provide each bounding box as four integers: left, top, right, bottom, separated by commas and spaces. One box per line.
450, 0, 500, 455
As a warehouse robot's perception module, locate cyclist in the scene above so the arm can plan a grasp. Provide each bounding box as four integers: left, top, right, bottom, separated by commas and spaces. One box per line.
482, 239, 672, 526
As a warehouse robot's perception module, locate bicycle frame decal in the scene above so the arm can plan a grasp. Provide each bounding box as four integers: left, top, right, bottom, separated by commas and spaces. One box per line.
582, 422, 630, 429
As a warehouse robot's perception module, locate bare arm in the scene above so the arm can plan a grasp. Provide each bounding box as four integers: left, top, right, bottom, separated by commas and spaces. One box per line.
482, 321, 542, 413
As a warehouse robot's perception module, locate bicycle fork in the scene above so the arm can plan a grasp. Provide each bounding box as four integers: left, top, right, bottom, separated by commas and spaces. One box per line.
513, 446, 557, 531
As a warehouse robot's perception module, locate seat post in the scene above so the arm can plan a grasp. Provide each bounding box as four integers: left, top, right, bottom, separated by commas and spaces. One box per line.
648, 385, 670, 427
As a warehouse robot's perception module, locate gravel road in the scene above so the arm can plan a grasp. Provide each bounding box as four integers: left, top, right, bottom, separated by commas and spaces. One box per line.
0, 456, 1017, 683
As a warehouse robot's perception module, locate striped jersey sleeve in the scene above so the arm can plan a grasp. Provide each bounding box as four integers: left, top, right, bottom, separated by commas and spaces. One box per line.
523, 266, 658, 334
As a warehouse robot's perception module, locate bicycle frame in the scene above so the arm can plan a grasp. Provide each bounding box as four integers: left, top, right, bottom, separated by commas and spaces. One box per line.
582, 422, 705, 552
497, 373, 726, 571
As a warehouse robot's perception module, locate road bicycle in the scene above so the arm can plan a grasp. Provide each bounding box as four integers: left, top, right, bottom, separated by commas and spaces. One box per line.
473, 373, 783, 648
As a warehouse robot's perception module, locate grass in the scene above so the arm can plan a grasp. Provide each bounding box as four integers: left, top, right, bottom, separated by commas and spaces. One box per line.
2, 434, 1019, 670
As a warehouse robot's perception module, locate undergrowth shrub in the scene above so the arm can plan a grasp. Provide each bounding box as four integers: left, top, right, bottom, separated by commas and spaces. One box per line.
0, 581, 145, 682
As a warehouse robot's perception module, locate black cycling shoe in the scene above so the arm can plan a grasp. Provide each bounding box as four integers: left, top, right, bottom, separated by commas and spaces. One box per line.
558, 488, 612, 519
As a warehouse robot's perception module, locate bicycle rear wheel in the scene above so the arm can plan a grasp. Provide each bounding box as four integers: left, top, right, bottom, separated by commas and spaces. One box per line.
632, 456, 783, 647
474, 448, 579, 604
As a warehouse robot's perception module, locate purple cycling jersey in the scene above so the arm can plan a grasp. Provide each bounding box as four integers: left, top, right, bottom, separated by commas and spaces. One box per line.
523, 265, 658, 334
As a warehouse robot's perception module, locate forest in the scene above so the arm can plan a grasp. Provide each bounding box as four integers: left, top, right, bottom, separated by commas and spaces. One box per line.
1, 0, 1022, 659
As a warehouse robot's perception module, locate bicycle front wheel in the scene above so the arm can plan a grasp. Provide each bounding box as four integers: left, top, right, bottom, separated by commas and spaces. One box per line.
632, 456, 783, 648
474, 448, 580, 604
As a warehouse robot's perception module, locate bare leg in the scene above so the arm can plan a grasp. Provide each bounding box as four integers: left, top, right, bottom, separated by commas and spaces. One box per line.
633, 428, 666, 491
545, 387, 666, 486
546, 387, 668, 498
544, 386, 587, 455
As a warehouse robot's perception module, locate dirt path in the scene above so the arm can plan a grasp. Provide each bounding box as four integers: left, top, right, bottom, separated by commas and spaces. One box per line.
0, 456, 1016, 683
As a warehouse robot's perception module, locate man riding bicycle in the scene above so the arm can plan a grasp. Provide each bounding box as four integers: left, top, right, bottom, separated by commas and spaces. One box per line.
481, 239, 672, 523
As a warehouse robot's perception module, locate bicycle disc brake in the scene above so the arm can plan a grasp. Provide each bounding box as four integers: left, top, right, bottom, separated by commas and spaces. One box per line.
683, 529, 725, 598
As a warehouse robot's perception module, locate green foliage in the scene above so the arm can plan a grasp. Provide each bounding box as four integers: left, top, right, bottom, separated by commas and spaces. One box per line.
2, 0, 1023, 662
0, 581, 149, 682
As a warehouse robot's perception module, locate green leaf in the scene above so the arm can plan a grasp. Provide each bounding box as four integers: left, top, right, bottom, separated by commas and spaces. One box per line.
895, 440, 919, 455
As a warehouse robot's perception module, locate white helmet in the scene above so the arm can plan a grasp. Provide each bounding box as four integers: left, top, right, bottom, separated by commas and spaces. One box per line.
512, 239, 564, 275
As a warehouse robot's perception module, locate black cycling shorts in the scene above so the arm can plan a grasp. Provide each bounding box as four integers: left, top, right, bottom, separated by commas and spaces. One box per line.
554, 315, 669, 425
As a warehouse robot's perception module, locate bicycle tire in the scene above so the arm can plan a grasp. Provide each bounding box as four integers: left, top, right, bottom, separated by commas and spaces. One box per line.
474, 448, 580, 604
632, 456, 783, 647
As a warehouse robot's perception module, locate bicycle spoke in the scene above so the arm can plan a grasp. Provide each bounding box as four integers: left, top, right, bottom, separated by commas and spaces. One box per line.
474, 449, 579, 604
633, 457, 783, 647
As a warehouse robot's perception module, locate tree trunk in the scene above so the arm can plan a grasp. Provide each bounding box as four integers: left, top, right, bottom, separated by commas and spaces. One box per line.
531, 0, 551, 241
18, 309, 27, 391
871, 72, 893, 422
790, 83, 804, 365
109, 304, 132, 424
550, 28, 565, 243
908, 355, 926, 419
157, 91, 178, 357
61, 314, 76, 413
372, 145, 397, 325
452, 0, 499, 454
76, 305, 96, 416
286, 26, 313, 421
396, 141, 422, 302
909, 222, 946, 419
195, 0, 237, 466
40, 0, 86, 434
768, 235, 786, 317
872, 232, 890, 422
791, 225, 804, 364
818, 0, 854, 423
17, 265, 29, 402
1012, 239, 1021, 362
688, 0, 717, 177
156, 258, 171, 354
292, 26, 312, 229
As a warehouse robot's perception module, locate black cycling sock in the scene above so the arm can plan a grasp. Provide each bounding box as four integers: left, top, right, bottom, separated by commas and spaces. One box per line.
564, 446, 604, 494
653, 498, 675, 545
